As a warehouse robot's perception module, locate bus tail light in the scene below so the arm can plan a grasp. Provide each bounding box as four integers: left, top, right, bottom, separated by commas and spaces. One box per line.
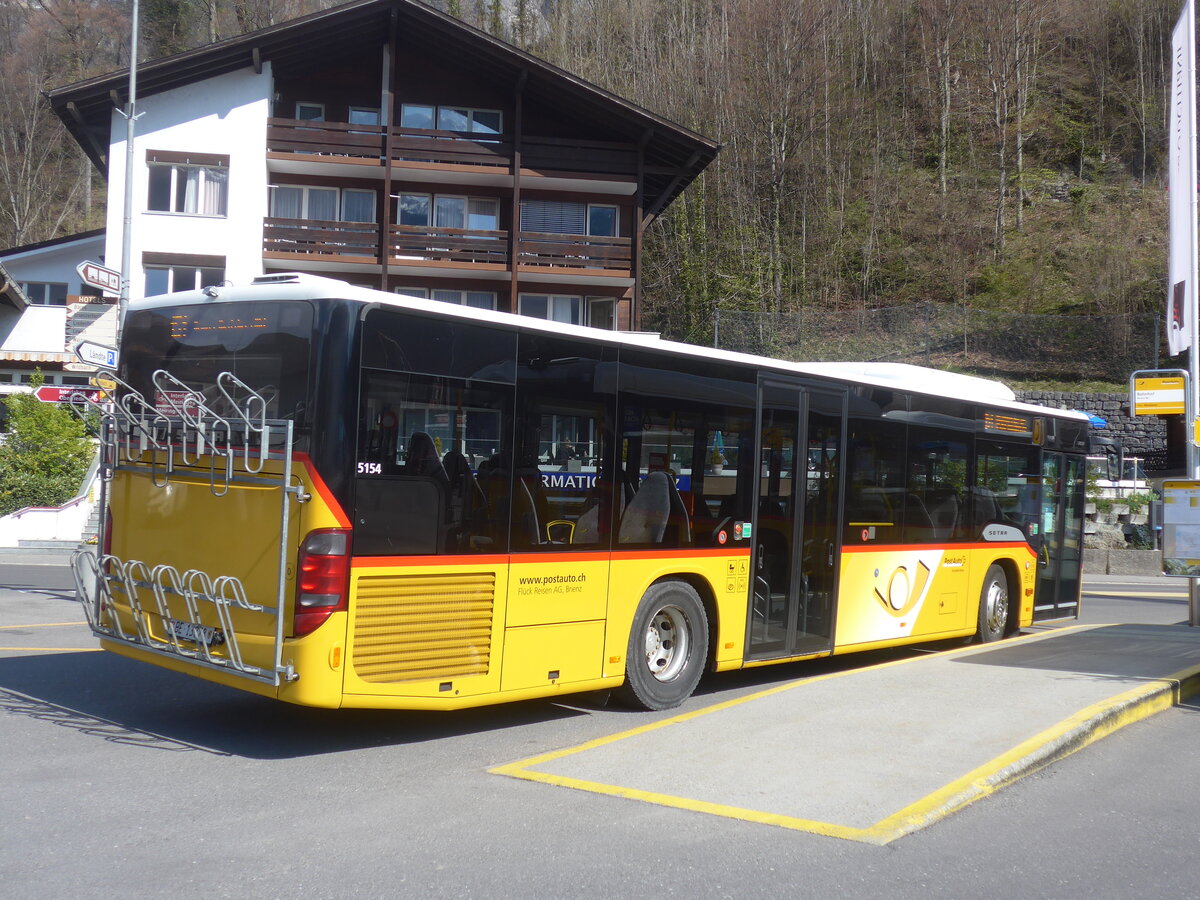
293, 529, 351, 637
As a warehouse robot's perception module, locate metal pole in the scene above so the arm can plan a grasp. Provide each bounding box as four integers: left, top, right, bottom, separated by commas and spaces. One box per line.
1187, 0, 1200, 626
117, 0, 139, 345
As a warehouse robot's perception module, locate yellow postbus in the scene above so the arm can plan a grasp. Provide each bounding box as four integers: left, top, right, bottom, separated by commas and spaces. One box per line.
72, 274, 1086, 710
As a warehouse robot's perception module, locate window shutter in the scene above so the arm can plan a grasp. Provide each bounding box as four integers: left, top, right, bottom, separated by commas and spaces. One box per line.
519, 201, 586, 235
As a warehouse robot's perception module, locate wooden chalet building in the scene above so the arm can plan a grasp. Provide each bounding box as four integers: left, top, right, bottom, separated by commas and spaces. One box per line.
48, 0, 718, 331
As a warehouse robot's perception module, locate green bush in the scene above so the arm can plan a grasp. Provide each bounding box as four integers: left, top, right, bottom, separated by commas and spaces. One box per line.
0, 372, 93, 516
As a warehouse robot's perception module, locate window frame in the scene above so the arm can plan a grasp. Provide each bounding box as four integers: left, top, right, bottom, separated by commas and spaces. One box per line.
146, 162, 229, 218
587, 204, 619, 237
295, 102, 325, 122
271, 183, 364, 223
519, 293, 582, 325
431, 289, 498, 310
17, 282, 69, 306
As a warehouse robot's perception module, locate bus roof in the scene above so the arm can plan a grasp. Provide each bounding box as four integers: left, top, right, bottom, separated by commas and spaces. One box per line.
134, 274, 1088, 424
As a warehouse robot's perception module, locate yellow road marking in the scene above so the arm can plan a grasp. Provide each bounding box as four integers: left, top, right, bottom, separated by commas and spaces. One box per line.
492, 625, 1200, 844
0, 621, 87, 629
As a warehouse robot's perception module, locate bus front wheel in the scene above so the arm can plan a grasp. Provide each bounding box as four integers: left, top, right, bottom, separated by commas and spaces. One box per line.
616, 581, 708, 711
977, 564, 1010, 643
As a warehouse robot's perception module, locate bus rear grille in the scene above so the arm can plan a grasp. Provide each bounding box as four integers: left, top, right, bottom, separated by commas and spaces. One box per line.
351, 572, 495, 683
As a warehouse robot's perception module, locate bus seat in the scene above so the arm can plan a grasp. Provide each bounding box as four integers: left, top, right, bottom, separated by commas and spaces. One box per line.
443, 449, 487, 548
924, 486, 960, 539
618, 471, 671, 544
574, 502, 601, 544
904, 492, 935, 541
667, 477, 692, 544
513, 478, 544, 545
406, 431, 447, 482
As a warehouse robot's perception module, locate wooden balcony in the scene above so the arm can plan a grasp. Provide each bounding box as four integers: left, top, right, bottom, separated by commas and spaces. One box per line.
263, 218, 632, 276
265, 118, 638, 178
517, 232, 631, 271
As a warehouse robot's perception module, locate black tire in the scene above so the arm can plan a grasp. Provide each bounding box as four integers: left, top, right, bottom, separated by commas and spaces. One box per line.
615, 581, 709, 710
976, 564, 1010, 643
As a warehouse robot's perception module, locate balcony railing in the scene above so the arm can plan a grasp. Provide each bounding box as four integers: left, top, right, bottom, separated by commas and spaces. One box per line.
517, 232, 631, 271
264, 218, 632, 274
266, 118, 638, 176
390, 225, 508, 265
262, 217, 379, 261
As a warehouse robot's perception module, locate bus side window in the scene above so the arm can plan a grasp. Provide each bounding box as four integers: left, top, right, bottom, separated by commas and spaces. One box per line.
905, 429, 968, 543
511, 333, 617, 552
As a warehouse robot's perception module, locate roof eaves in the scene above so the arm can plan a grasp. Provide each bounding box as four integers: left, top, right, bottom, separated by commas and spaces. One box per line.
48, 0, 718, 155
0, 262, 31, 312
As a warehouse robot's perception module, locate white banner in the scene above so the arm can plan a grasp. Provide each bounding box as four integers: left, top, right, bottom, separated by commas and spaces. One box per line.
1169, 0, 1197, 356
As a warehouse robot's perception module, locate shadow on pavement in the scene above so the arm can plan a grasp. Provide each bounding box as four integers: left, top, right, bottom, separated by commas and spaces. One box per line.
0, 650, 586, 760
952, 624, 1200, 680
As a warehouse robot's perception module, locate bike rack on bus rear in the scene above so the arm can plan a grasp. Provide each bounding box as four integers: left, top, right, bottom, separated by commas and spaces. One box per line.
68, 369, 304, 687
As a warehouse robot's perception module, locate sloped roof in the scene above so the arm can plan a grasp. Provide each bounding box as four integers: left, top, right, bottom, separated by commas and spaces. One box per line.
48, 0, 718, 215
0, 262, 30, 312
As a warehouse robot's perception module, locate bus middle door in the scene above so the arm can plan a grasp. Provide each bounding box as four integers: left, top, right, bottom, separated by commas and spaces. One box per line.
749, 380, 846, 658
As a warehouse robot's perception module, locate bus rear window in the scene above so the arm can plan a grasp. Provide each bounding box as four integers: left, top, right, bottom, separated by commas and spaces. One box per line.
121, 300, 314, 423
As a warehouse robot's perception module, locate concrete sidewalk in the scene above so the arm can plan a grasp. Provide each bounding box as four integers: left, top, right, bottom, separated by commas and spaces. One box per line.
493, 623, 1200, 844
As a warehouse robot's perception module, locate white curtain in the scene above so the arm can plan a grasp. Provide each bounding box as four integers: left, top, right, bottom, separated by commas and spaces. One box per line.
202, 167, 227, 216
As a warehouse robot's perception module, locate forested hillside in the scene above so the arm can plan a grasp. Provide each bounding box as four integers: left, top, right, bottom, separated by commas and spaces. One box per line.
0, 0, 1180, 379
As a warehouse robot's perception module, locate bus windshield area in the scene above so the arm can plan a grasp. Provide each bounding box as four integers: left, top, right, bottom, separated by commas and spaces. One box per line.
121, 300, 314, 424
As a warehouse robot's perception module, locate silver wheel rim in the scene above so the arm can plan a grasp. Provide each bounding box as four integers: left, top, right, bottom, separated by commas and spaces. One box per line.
985, 578, 1008, 635
643, 604, 691, 682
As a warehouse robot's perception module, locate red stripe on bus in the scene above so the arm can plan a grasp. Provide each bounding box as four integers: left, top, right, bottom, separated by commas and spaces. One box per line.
350, 547, 751, 568
841, 541, 1035, 554
294, 453, 352, 529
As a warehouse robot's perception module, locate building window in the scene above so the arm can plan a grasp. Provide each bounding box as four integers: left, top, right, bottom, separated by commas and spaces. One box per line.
147, 163, 228, 217
18, 282, 68, 306
145, 264, 225, 295
342, 189, 376, 223
349, 107, 380, 126
519, 293, 581, 325
394, 287, 429, 298
432, 289, 497, 310
519, 201, 619, 237
588, 205, 618, 237
295, 102, 324, 122
587, 298, 616, 330
400, 104, 502, 135
398, 194, 499, 231
271, 185, 347, 221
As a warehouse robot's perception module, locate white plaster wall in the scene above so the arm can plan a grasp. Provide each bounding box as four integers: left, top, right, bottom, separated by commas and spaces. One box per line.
1, 235, 106, 294
105, 63, 272, 297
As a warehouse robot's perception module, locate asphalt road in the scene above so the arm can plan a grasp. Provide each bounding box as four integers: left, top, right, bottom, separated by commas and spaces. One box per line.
1, 559, 1197, 898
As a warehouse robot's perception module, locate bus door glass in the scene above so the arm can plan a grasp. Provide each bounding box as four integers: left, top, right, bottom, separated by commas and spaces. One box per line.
750, 380, 845, 657
1035, 452, 1084, 620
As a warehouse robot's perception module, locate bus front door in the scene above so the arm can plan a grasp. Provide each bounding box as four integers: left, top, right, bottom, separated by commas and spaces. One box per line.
749, 380, 846, 658
1034, 451, 1085, 621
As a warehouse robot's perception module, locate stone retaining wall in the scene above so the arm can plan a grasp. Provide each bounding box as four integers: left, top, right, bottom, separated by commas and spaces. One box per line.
1016, 390, 1163, 459
1082, 548, 1162, 576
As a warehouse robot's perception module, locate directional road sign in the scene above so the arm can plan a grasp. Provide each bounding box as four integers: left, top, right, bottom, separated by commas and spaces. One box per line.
34, 385, 103, 403
75, 260, 121, 296
73, 340, 118, 370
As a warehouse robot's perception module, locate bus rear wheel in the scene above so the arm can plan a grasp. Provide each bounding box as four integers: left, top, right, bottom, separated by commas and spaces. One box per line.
616, 581, 708, 711
977, 564, 1010, 643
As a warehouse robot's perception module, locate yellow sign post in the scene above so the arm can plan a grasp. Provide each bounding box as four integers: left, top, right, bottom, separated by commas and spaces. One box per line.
1130, 371, 1187, 415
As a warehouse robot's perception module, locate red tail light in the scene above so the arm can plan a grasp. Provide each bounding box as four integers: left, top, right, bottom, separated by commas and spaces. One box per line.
293, 529, 351, 637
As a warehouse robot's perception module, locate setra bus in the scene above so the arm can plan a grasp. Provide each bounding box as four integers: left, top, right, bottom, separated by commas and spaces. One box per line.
72, 274, 1087, 710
